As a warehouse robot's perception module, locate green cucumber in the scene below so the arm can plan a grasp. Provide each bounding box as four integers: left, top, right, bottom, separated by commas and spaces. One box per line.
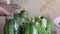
14, 11, 21, 34
9, 19, 14, 34
30, 19, 38, 34
4, 19, 14, 34
20, 10, 29, 25
20, 10, 29, 34
40, 17, 52, 34
25, 23, 30, 34
47, 19, 52, 34
41, 18, 47, 29
13, 20, 20, 34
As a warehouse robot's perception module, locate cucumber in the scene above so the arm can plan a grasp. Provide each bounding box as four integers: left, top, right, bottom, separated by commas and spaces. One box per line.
41, 18, 47, 29
40, 17, 48, 34
35, 16, 42, 34
14, 11, 21, 34
4, 11, 20, 34
4, 19, 14, 34
40, 17, 52, 34
4, 18, 20, 34
35, 16, 52, 34
20, 10, 29, 25
9, 19, 14, 34
35, 16, 41, 22
20, 10, 29, 34
30, 19, 38, 34
20, 10, 28, 18
47, 19, 52, 34
13, 20, 20, 34
25, 23, 30, 34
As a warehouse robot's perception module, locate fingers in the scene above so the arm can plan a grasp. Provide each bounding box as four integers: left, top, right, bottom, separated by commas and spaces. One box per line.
0, 7, 11, 16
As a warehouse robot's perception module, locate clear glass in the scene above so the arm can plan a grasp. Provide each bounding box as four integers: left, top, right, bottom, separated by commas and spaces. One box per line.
0, 0, 21, 20
0, 0, 21, 17
0, 0, 21, 11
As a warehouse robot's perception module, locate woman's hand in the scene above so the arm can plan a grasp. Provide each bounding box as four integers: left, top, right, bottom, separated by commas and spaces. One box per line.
0, 6, 10, 16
